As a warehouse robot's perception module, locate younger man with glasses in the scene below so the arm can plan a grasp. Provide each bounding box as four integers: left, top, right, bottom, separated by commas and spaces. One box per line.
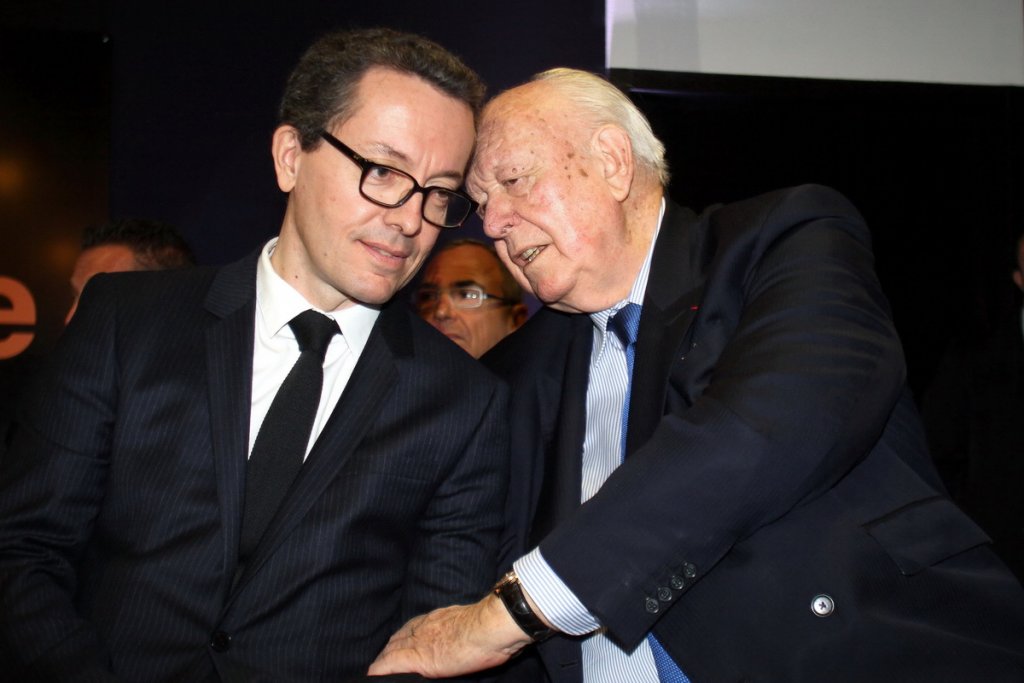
414, 239, 528, 358
0, 28, 507, 682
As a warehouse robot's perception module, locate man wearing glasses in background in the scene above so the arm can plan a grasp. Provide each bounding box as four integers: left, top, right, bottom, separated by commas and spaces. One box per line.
0, 28, 507, 682
414, 239, 528, 358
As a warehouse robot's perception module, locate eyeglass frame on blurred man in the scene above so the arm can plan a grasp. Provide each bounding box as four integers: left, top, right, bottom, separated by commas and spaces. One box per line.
413, 283, 518, 312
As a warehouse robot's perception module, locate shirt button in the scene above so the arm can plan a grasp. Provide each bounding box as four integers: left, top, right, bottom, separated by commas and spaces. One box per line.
811, 594, 835, 617
210, 631, 232, 652
645, 597, 660, 614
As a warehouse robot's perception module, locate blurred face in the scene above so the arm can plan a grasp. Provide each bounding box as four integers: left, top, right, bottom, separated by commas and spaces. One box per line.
271, 67, 476, 311
417, 244, 525, 358
66, 243, 141, 324
466, 84, 636, 314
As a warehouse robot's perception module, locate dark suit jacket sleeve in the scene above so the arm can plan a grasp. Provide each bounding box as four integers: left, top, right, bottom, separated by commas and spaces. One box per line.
0, 276, 123, 679
400, 377, 510, 620
539, 186, 908, 647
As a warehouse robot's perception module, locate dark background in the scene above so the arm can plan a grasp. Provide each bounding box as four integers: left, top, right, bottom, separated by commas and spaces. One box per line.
613, 68, 1024, 396
2, 0, 1023, 399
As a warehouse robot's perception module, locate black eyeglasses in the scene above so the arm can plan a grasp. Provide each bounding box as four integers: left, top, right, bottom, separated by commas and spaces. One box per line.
319, 131, 477, 229
412, 285, 517, 312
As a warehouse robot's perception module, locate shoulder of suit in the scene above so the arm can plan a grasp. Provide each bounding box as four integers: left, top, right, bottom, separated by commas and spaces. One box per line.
703, 184, 860, 229
86, 263, 220, 307
483, 307, 581, 379
686, 183, 868, 258
397, 308, 507, 383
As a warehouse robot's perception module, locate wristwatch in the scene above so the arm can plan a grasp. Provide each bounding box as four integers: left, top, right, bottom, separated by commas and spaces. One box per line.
493, 570, 554, 641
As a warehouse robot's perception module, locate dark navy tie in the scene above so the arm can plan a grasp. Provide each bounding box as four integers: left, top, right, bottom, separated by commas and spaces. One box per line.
608, 303, 690, 683
239, 310, 338, 562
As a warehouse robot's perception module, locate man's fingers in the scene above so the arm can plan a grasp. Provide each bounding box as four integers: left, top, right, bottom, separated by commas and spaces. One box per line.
369, 598, 525, 677
366, 648, 415, 676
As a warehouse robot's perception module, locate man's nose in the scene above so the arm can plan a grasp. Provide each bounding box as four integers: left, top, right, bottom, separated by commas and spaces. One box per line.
433, 291, 455, 319
384, 194, 425, 236
481, 195, 514, 239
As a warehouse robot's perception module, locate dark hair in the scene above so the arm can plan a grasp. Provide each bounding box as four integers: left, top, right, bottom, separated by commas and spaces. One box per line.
435, 238, 523, 303
82, 218, 195, 269
279, 27, 486, 150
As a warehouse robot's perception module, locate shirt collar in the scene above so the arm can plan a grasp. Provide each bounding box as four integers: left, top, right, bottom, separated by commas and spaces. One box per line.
256, 237, 379, 357
590, 196, 666, 338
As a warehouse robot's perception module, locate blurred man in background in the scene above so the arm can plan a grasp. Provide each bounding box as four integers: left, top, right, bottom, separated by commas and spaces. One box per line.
1, 218, 193, 458
66, 217, 195, 323
414, 239, 527, 358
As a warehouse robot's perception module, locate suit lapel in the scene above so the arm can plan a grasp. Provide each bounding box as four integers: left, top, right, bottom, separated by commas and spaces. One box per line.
203, 255, 259, 588
529, 313, 592, 547
628, 200, 705, 454
533, 200, 707, 531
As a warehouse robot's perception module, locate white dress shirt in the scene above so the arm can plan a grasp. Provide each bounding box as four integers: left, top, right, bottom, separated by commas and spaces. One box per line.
248, 238, 379, 459
514, 200, 666, 683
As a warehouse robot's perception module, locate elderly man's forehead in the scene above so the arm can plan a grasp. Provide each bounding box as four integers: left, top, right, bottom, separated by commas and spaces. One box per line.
481, 82, 568, 131
475, 91, 579, 169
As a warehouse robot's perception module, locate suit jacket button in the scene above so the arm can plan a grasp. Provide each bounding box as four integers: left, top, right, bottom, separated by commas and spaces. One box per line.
811, 594, 835, 617
657, 587, 673, 602
210, 631, 232, 652
669, 575, 686, 590
645, 597, 660, 614
682, 562, 697, 579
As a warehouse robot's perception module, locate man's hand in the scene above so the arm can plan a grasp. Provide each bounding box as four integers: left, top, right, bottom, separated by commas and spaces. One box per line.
367, 593, 535, 678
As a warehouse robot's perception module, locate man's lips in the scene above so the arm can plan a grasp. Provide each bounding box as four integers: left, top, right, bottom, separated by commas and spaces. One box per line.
362, 240, 410, 267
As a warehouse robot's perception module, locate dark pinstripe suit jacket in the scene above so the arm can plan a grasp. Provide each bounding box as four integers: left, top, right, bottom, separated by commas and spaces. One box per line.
0, 252, 509, 682
488, 186, 1024, 683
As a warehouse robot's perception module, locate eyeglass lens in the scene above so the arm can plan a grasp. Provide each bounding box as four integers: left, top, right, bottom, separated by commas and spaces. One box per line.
359, 168, 467, 227
413, 286, 491, 311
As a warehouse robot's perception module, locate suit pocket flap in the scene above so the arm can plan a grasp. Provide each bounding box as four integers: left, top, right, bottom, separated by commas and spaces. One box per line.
865, 496, 991, 576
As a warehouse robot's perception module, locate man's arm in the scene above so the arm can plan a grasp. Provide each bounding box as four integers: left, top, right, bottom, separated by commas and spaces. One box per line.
398, 378, 511, 621
0, 279, 121, 679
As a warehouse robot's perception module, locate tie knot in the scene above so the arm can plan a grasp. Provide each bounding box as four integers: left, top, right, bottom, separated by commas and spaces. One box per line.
288, 310, 338, 362
608, 302, 642, 348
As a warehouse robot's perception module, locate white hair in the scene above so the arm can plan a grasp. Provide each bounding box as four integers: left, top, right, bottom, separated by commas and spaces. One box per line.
532, 67, 670, 186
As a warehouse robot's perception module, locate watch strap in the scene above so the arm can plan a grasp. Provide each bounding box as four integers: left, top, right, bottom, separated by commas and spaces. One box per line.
493, 571, 554, 642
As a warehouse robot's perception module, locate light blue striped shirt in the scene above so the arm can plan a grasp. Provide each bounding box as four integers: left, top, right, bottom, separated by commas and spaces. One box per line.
515, 199, 666, 683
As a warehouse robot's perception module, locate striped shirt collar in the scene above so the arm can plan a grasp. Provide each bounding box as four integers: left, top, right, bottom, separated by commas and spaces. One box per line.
590, 197, 666, 355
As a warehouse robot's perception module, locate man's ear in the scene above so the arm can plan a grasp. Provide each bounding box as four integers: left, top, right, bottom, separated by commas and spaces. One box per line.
272, 125, 303, 193
509, 303, 529, 331
592, 124, 635, 202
